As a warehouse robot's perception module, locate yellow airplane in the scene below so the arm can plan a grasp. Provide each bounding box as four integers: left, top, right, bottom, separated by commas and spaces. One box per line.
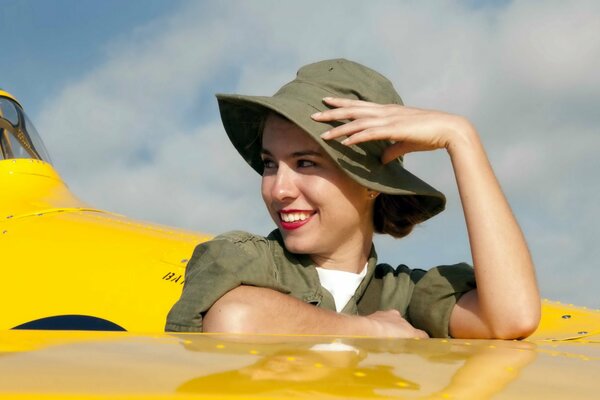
0, 89, 211, 332
1, 89, 598, 399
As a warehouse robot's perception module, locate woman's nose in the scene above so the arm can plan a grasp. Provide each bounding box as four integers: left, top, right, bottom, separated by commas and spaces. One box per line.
271, 164, 299, 202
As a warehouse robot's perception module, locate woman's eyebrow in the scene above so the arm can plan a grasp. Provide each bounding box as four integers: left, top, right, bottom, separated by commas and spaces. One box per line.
291, 150, 323, 158
260, 148, 324, 158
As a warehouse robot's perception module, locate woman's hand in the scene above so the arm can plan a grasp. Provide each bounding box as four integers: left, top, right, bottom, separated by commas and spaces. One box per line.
362, 310, 429, 339
312, 97, 475, 164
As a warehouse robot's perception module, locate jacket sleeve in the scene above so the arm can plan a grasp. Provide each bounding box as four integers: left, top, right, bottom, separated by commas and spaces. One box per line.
407, 263, 476, 338
165, 231, 289, 332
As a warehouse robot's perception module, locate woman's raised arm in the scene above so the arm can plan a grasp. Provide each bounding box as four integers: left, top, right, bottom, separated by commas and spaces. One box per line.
314, 97, 541, 339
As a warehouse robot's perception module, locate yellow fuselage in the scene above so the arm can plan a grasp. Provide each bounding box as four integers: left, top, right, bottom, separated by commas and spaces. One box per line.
0, 157, 210, 331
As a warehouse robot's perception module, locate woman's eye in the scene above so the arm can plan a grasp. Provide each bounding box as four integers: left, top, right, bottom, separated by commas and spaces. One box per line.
298, 159, 316, 168
262, 159, 276, 169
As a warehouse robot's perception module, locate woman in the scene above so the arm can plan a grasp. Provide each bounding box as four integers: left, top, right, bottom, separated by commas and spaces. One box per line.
166, 59, 540, 339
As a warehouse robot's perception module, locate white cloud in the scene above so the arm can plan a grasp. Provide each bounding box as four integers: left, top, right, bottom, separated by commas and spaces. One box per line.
36, 0, 600, 308
497, 0, 600, 93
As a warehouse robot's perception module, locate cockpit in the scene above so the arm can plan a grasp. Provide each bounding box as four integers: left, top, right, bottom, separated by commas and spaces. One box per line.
0, 91, 52, 163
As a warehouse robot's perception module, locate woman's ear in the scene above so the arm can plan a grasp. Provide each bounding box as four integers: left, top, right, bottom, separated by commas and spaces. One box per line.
367, 189, 380, 200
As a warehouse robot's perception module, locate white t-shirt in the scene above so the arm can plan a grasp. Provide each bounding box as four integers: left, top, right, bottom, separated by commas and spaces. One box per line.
315, 264, 367, 312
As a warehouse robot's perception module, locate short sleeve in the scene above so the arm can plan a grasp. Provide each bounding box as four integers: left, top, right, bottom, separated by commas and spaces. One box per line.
407, 263, 476, 338
165, 231, 289, 332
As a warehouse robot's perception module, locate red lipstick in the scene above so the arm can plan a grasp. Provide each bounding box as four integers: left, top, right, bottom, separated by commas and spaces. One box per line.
279, 210, 315, 231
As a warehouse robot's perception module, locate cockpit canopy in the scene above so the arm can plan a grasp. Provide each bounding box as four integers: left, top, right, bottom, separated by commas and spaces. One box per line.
0, 92, 52, 163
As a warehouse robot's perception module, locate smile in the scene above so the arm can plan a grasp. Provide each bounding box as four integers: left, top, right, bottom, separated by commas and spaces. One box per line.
278, 210, 315, 230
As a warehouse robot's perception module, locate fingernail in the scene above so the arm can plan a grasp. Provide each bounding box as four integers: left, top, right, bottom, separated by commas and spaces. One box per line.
320, 131, 330, 139
341, 138, 351, 145
323, 97, 333, 101
311, 112, 321, 118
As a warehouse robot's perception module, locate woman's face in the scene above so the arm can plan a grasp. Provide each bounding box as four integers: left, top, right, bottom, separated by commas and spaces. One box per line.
260, 114, 374, 262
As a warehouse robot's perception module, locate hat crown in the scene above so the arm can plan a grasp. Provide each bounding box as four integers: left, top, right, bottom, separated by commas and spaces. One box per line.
275, 59, 404, 106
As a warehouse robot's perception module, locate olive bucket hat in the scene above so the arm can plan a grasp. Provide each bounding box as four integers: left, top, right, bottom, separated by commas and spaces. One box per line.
216, 58, 446, 220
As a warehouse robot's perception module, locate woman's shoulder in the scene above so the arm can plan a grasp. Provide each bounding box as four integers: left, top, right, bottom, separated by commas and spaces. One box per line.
200, 230, 284, 258
212, 230, 269, 244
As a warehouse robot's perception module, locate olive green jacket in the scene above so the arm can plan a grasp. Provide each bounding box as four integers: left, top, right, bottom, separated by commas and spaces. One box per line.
166, 230, 475, 337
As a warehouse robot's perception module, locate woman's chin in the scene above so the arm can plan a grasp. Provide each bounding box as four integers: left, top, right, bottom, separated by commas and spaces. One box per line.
280, 232, 316, 255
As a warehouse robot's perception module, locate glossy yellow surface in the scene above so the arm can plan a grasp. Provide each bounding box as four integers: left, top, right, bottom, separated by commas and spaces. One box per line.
0, 324, 598, 399
0, 158, 210, 332
0, 89, 18, 103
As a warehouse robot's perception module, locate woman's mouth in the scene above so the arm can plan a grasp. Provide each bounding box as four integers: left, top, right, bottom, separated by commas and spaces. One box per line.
279, 210, 315, 230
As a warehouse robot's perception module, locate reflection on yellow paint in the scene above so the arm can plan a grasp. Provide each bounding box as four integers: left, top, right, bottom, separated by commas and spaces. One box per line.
176, 335, 536, 399
1, 330, 598, 398
178, 349, 419, 397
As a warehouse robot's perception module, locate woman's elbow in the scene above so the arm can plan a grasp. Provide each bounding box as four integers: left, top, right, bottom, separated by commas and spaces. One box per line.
203, 287, 257, 333
452, 290, 541, 339
490, 306, 541, 340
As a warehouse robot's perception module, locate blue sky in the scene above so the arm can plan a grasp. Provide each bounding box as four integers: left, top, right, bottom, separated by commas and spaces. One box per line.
1, 0, 179, 112
2, 0, 599, 309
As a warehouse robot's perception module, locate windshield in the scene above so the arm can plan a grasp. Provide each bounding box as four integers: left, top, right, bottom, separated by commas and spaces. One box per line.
0, 96, 52, 163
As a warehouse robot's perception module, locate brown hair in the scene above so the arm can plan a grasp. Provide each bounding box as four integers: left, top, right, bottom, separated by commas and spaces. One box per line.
373, 194, 434, 238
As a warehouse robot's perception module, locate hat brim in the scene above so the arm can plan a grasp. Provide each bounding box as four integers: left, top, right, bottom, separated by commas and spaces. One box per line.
216, 93, 446, 218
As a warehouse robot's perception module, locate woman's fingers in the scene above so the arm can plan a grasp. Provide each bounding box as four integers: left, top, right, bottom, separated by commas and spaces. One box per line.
319, 118, 388, 140
322, 96, 380, 108
415, 328, 429, 339
315, 103, 401, 141
313, 97, 456, 158
319, 116, 442, 157
313, 98, 394, 125
364, 310, 430, 338
313, 107, 384, 126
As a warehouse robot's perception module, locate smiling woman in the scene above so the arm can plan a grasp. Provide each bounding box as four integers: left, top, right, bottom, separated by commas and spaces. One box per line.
260, 113, 375, 266
166, 59, 540, 339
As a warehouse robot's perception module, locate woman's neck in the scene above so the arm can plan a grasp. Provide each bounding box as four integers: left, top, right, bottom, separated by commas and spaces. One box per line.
310, 235, 373, 273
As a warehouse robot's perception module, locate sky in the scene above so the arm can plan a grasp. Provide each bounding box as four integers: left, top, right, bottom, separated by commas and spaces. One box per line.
1, 0, 599, 309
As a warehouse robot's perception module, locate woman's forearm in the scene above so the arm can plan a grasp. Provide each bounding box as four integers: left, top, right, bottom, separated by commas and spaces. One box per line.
204, 285, 357, 334
203, 285, 427, 338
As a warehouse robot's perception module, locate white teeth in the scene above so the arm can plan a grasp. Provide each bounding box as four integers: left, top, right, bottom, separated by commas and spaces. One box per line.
281, 212, 311, 222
